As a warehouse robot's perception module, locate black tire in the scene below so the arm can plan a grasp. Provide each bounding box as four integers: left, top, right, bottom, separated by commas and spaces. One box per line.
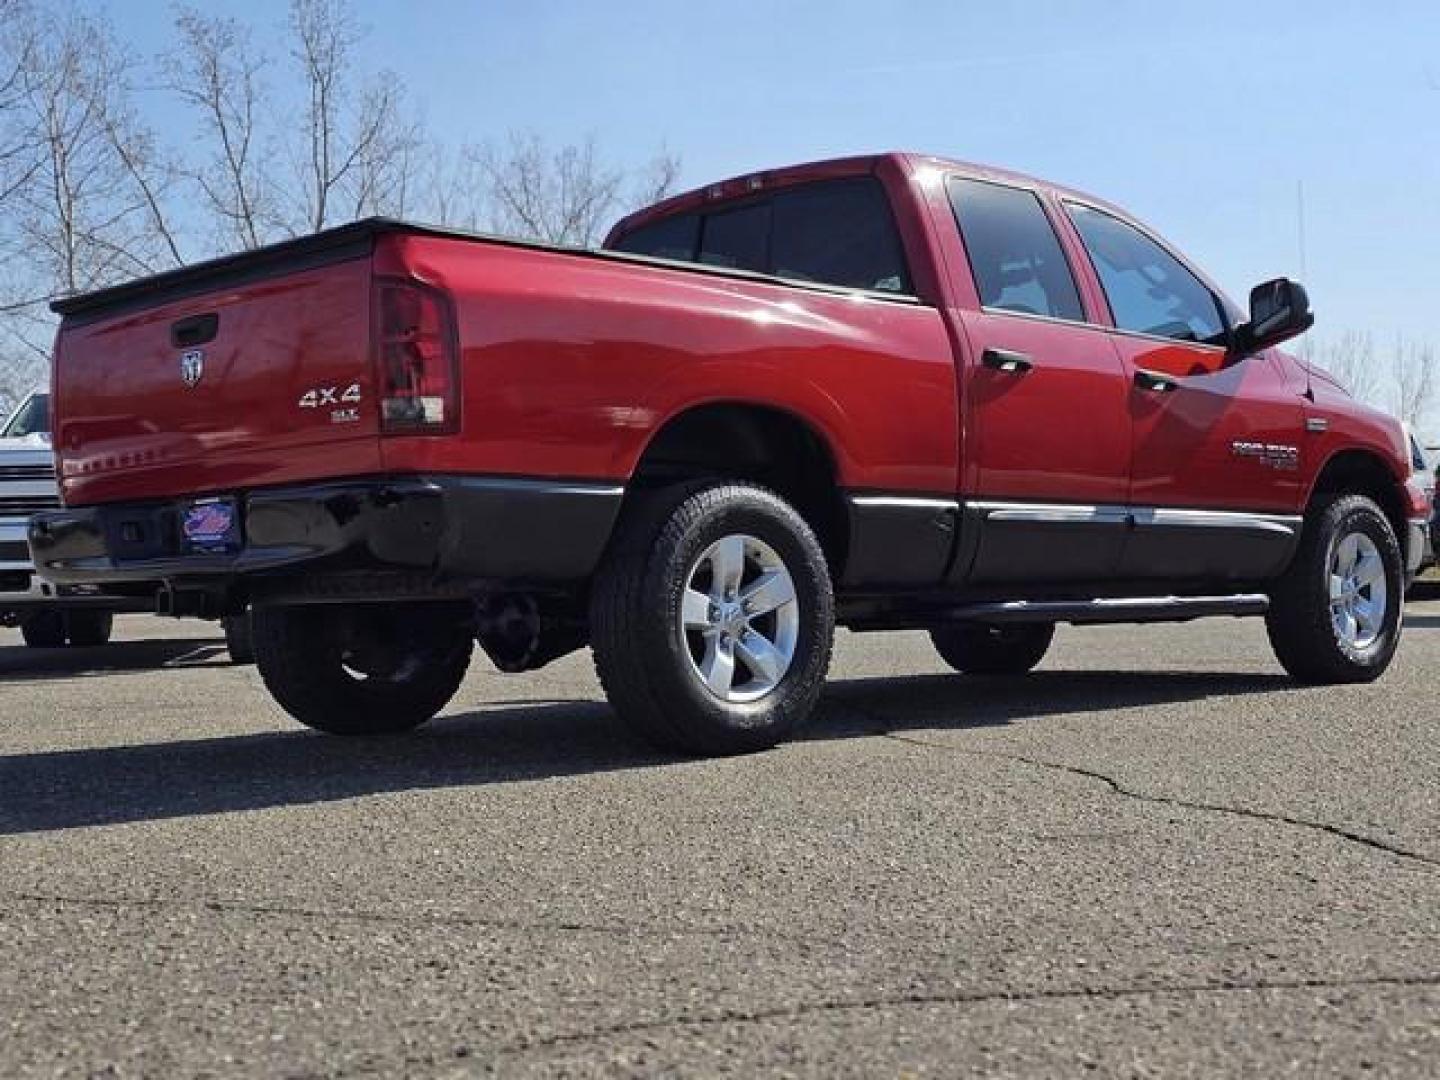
590, 482, 835, 756
930, 622, 1055, 675
1266, 493, 1403, 684
20, 611, 66, 649
64, 610, 113, 647
251, 604, 474, 735
222, 613, 255, 665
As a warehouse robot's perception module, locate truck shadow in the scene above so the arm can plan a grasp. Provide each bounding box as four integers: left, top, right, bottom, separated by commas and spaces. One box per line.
0, 668, 1289, 836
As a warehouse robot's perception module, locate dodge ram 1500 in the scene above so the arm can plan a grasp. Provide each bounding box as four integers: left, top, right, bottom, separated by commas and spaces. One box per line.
29, 153, 1428, 754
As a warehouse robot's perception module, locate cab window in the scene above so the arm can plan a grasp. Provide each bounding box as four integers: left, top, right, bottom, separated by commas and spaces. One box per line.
769, 180, 910, 293
947, 176, 1085, 322
699, 203, 770, 273
611, 178, 912, 295
610, 214, 699, 262
1067, 203, 1227, 345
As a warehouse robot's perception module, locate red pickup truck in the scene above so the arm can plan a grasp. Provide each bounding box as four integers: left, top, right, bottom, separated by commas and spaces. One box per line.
30, 152, 1428, 754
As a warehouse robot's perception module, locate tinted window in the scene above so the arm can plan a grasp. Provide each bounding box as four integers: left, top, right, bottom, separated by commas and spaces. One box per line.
1067, 204, 1226, 344
699, 203, 770, 273
1, 393, 48, 437
770, 180, 910, 293
947, 177, 1084, 322
611, 179, 913, 295
611, 214, 699, 262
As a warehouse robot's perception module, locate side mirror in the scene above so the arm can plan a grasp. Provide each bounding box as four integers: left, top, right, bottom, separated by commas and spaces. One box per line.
1232, 277, 1314, 355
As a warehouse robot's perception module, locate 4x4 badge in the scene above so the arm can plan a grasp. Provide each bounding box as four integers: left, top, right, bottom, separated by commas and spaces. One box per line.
180, 349, 205, 388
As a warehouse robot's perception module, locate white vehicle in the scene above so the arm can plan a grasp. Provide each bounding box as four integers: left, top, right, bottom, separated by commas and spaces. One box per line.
0, 390, 140, 646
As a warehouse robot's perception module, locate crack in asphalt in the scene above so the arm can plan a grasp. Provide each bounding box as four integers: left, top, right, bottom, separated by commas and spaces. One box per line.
4, 891, 807, 945
866, 723, 1439, 870
301, 970, 1440, 1077
477, 971, 1440, 1062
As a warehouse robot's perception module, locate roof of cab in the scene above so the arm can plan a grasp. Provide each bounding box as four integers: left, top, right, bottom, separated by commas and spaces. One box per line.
606, 151, 1126, 244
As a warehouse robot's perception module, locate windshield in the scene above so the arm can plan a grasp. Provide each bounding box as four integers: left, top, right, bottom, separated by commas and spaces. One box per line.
1, 393, 49, 437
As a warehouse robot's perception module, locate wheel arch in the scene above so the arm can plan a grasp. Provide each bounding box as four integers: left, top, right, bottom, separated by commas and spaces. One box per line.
623, 401, 850, 574
1307, 448, 1408, 544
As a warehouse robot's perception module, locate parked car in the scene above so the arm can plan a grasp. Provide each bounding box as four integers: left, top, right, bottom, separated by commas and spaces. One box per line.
29, 152, 1429, 753
0, 390, 144, 646
1403, 425, 1435, 576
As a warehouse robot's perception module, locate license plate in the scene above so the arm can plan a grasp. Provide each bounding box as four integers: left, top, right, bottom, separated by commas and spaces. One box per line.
181, 498, 240, 553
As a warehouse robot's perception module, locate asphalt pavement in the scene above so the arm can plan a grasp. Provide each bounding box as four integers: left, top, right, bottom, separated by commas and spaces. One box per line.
1, 603, 1438, 1077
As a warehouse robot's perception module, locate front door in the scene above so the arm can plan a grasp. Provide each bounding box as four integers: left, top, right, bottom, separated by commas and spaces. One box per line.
945, 177, 1132, 584
1063, 202, 1306, 582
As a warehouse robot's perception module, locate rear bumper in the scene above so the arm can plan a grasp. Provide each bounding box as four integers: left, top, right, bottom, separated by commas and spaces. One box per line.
1, 517, 148, 616
28, 475, 623, 599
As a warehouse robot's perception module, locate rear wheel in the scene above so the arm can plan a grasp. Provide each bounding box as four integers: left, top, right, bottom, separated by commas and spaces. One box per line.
252, 604, 474, 735
20, 611, 66, 649
930, 622, 1054, 675
64, 610, 113, 647
591, 482, 834, 756
1266, 493, 1403, 683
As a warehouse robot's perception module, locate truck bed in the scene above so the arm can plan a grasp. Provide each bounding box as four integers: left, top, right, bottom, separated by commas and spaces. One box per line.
51, 217, 955, 508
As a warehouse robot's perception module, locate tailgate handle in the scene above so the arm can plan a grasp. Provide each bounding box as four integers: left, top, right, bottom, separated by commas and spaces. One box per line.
171, 313, 219, 348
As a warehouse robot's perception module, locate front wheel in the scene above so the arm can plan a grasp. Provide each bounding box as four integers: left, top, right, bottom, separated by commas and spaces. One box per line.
1266, 493, 1403, 684
591, 482, 835, 756
252, 604, 474, 735
930, 622, 1055, 675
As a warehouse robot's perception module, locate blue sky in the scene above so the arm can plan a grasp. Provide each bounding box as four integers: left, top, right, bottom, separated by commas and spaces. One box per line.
108, 0, 1439, 347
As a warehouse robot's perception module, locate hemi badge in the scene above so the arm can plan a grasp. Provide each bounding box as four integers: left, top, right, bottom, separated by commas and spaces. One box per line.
1306, 417, 1329, 433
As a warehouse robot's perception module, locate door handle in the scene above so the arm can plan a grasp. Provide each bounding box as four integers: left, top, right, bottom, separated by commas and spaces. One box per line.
981, 348, 1034, 374
1133, 369, 1180, 393
170, 312, 219, 348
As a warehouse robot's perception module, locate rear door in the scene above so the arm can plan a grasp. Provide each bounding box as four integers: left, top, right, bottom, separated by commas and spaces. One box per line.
1061, 202, 1305, 581
943, 176, 1132, 583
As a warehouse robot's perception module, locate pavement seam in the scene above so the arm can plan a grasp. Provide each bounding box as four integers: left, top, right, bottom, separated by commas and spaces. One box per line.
872, 726, 1439, 871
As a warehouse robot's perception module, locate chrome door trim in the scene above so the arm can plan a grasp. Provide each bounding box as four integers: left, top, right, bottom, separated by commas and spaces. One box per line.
971, 501, 1129, 525
971, 500, 1300, 534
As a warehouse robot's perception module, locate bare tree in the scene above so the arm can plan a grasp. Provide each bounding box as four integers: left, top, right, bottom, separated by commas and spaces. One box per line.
341, 81, 424, 220
167, 7, 274, 250
632, 147, 682, 211
8, 6, 182, 295
287, 0, 420, 231
413, 141, 485, 229
476, 131, 681, 246
1392, 336, 1437, 430
0, 2, 41, 210
0, 3, 186, 384
1317, 331, 1386, 408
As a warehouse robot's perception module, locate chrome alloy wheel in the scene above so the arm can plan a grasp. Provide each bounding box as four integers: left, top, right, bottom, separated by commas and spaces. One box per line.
680, 533, 800, 703
1329, 531, 1387, 650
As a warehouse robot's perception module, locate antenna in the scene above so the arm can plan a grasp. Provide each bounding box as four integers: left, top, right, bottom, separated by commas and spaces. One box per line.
1297, 179, 1314, 400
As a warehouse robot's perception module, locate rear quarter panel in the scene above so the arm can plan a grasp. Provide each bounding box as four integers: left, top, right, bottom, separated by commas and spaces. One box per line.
375, 235, 959, 494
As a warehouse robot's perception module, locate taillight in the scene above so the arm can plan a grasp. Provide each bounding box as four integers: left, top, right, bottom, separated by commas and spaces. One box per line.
373, 278, 459, 434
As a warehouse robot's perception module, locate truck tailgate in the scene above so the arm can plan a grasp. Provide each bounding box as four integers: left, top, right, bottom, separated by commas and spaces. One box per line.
53, 244, 380, 506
